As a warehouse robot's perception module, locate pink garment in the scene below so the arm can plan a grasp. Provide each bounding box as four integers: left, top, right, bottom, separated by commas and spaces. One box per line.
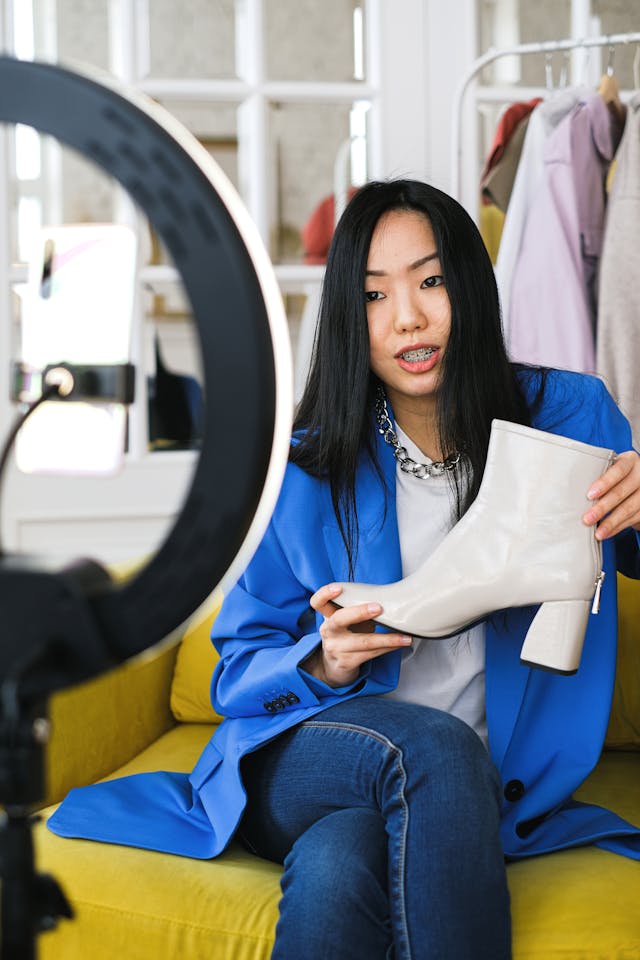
495, 88, 586, 338
508, 92, 618, 373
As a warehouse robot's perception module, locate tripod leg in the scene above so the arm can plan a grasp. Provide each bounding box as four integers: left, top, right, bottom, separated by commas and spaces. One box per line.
0, 809, 73, 960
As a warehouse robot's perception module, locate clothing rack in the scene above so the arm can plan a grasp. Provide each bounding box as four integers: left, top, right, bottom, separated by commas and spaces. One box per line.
451, 31, 640, 208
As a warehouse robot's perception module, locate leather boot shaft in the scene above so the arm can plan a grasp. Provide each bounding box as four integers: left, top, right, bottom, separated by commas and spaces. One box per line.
336, 420, 615, 649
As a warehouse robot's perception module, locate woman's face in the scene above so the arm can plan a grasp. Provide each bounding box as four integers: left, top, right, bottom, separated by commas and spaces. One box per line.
365, 208, 451, 413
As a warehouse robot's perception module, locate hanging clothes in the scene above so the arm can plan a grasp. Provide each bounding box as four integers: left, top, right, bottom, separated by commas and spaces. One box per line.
507, 91, 619, 373
481, 112, 531, 212
597, 91, 640, 446
494, 87, 587, 338
480, 110, 536, 264
301, 188, 358, 264
479, 203, 504, 264
480, 98, 541, 212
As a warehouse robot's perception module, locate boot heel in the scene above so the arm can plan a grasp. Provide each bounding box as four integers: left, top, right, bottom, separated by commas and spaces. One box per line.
519, 599, 592, 675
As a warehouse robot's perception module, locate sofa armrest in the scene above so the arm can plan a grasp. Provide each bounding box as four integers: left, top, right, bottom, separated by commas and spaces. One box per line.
44, 640, 179, 807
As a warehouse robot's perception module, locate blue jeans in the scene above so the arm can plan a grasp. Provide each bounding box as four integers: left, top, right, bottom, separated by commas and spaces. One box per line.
239, 696, 511, 960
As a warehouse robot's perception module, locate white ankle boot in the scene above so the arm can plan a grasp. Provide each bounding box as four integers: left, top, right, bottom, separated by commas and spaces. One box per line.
337, 420, 615, 675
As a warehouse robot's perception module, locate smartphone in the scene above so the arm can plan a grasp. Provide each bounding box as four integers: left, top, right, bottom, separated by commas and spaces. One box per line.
15, 223, 137, 475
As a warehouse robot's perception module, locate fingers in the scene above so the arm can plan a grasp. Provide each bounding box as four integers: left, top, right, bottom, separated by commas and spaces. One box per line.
308, 582, 412, 687
319, 627, 412, 687
310, 584, 383, 630
311, 586, 409, 639
583, 450, 640, 540
310, 582, 344, 618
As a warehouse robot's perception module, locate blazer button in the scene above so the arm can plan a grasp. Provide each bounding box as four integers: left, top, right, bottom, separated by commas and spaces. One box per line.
504, 779, 525, 802
286, 692, 300, 704
274, 696, 287, 710
263, 701, 276, 712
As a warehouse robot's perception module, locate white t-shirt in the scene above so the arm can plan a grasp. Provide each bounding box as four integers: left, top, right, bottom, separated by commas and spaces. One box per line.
384, 425, 488, 746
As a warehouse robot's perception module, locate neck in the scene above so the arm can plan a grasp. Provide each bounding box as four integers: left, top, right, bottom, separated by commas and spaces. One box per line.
385, 388, 441, 460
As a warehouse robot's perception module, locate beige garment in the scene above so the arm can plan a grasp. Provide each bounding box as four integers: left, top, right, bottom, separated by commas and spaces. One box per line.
481, 112, 531, 212
597, 92, 640, 447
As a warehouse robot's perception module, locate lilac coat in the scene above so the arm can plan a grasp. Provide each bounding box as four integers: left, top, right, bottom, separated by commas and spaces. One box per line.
508, 93, 617, 373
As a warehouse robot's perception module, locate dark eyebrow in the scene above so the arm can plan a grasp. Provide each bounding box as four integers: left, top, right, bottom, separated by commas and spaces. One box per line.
365, 251, 440, 277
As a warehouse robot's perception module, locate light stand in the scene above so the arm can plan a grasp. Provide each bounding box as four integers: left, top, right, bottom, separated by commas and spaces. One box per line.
0, 554, 113, 957
0, 56, 292, 958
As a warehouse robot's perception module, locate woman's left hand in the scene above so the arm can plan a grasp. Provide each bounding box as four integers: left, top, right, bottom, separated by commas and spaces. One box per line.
583, 450, 640, 540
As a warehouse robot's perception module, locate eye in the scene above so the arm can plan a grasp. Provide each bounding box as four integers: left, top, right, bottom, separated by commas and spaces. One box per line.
365, 290, 385, 302
421, 275, 444, 288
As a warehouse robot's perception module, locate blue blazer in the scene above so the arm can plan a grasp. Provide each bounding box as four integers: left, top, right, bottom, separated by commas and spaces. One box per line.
49, 370, 640, 861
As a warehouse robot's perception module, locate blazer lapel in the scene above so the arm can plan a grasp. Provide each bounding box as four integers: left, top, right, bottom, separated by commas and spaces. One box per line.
322, 429, 403, 586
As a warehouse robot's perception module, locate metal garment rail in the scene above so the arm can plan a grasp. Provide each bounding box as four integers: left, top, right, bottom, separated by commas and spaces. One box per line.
451, 31, 640, 205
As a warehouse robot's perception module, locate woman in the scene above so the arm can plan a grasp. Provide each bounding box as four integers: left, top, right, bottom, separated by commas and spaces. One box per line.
49, 180, 640, 959
210, 180, 640, 959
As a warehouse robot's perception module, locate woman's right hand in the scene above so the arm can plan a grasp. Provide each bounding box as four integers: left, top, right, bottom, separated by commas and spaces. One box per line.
303, 583, 413, 688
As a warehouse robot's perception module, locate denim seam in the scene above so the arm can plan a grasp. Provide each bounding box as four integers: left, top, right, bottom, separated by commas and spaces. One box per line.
301, 719, 412, 959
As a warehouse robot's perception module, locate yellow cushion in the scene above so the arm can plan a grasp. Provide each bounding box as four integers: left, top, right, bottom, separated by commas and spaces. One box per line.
507, 751, 640, 959
508, 842, 640, 959
38, 724, 281, 960
605, 574, 640, 749
46, 644, 177, 806
169, 589, 224, 723
36, 833, 281, 960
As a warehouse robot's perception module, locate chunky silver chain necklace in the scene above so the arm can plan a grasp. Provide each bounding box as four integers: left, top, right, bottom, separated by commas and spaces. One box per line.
375, 388, 462, 479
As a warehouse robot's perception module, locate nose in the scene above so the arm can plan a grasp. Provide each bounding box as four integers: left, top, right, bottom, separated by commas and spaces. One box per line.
392, 289, 427, 334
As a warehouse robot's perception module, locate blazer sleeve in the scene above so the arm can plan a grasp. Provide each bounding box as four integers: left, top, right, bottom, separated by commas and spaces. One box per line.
592, 377, 640, 579
210, 507, 367, 719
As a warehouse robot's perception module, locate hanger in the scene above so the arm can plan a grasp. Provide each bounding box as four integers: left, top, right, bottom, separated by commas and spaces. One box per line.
544, 52, 554, 91
598, 44, 625, 123
558, 50, 570, 88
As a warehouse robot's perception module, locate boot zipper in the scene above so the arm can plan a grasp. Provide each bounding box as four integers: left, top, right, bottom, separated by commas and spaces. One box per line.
590, 452, 615, 616
591, 570, 606, 614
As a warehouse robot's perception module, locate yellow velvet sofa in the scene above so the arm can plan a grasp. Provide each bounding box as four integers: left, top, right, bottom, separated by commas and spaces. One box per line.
34, 576, 640, 959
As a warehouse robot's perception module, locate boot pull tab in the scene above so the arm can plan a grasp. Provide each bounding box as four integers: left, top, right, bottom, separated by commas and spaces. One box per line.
591, 571, 606, 614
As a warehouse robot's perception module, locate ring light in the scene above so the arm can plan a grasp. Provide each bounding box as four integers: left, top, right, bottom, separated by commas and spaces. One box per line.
0, 55, 293, 672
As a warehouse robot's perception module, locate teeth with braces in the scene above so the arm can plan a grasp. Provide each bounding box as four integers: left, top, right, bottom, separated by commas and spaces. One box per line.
401, 347, 436, 361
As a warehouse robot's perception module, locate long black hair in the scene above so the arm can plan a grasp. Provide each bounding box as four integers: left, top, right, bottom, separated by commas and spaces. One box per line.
292, 179, 542, 575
